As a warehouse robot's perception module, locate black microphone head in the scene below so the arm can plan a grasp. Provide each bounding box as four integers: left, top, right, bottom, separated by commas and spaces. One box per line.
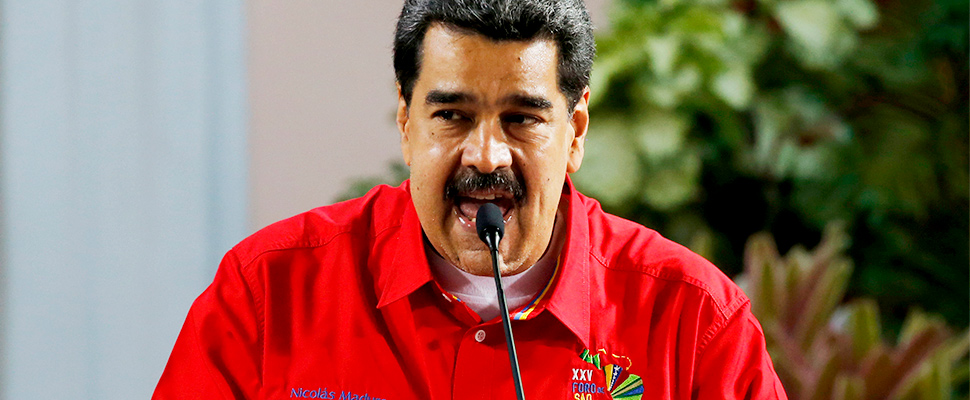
476, 203, 505, 246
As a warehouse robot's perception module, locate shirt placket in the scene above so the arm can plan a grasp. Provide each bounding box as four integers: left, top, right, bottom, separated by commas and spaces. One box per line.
445, 282, 561, 399
452, 321, 507, 399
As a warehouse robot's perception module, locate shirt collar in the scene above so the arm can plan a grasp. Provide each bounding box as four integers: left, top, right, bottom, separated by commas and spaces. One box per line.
544, 176, 591, 349
376, 180, 434, 308
375, 177, 592, 348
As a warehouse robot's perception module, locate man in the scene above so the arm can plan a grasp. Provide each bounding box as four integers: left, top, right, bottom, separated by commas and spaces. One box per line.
154, 0, 787, 399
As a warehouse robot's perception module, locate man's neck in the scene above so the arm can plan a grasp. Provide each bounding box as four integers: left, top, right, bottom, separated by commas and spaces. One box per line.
426, 205, 566, 321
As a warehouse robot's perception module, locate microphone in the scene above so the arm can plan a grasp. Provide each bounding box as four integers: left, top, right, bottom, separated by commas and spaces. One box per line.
476, 203, 526, 400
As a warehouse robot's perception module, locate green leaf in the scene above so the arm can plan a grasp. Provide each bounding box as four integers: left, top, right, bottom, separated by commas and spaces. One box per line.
891, 312, 950, 398
833, 374, 866, 400
571, 119, 643, 208
640, 63, 702, 108
862, 347, 896, 398
781, 249, 802, 330
645, 35, 681, 76
941, 329, 970, 364
686, 227, 715, 262
899, 309, 944, 348
846, 299, 881, 363
775, 1, 841, 50
743, 233, 781, 320
633, 109, 690, 160
774, 0, 857, 68
711, 63, 754, 109
809, 350, 841, 400
640, 151, 702, 210
670, 6, 727, 37
835, 0, 879, 29
794, 257, 852, 351
748, 88, 851, 180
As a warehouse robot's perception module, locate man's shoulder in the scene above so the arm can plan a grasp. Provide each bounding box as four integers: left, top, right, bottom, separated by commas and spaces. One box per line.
229, 183, 411, 267
577, 192, 747, 316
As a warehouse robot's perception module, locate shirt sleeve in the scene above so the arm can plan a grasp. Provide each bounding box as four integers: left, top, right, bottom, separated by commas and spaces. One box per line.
153, 251, 263, 400
692, 302, 788, 400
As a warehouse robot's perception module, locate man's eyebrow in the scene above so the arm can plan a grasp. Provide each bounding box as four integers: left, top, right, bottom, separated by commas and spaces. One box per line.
424, 90, 553, 110
425, 90, 476, 105
504, 93, 553, 110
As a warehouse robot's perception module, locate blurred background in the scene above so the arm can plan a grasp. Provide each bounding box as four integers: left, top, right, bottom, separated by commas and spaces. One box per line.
0, 0, 965, 399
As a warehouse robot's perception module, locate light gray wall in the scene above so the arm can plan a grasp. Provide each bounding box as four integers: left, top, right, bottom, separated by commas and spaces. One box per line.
249, 0, 403, 229
0, 1, 247, 398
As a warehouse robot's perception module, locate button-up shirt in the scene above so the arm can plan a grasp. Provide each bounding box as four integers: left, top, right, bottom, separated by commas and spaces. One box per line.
153, 179, 787, 399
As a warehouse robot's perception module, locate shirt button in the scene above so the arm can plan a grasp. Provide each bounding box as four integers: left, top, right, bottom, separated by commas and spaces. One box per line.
474, 329, 486, 342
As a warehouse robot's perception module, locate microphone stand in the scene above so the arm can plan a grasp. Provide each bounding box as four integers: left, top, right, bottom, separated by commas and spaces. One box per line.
487, 241, 526, 400
477, 203, 526, 400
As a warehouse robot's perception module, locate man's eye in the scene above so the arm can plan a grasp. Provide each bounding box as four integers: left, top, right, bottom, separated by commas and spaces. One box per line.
434, 110, 461, 121
504, 114, 538, 125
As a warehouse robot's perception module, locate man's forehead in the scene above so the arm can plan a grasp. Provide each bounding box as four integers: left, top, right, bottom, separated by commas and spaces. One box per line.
426, 22, 557, 52
415, 24, 565, 106
421, 24, 557, 64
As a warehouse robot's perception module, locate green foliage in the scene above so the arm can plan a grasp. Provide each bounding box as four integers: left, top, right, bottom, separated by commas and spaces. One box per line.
573, 0, 968, 331
738, 224, 969, 399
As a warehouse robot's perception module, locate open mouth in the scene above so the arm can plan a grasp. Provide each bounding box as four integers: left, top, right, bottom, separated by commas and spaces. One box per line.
453, 190, 515, 228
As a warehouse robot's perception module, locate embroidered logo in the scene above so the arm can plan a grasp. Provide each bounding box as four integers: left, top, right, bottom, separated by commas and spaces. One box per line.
576, 349, 644, 399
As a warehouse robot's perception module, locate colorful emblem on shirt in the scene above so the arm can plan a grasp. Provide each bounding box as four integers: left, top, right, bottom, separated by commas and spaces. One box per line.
577, 349, 644, 399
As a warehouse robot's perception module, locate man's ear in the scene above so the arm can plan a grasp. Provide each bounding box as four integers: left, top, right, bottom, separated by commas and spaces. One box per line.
566, 87, 590, 174
396, 85, 412, 166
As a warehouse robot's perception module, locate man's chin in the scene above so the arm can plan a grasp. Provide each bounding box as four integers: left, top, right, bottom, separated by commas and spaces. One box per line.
454, 249, 527, 277
454, 251, 495, 277
441, 226, 521, 276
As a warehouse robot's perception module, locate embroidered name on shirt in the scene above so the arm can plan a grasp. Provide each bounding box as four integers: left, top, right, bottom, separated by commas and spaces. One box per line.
289, 387, 386, 400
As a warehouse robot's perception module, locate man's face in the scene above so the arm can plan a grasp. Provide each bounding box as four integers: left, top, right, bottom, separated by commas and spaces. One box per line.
397, 24, 589, 276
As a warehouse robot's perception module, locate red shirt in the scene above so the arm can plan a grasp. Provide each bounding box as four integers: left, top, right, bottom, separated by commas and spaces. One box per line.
154, 179, 787, 400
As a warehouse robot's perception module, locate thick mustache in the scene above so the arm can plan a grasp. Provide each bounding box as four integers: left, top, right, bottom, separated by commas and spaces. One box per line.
444, 169, 525, 202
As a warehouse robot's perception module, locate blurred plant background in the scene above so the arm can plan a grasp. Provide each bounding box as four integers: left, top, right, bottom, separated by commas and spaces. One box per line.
577, 0, 968, 334
341, 0, 968, 396
738, 223, 968, 399
574, 0, 969, 396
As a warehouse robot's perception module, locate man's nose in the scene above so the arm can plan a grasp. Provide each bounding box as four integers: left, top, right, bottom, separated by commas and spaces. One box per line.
461, 119, 512, 173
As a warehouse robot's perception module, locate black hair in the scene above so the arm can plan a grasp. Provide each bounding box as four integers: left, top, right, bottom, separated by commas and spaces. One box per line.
393, 0, 595, 109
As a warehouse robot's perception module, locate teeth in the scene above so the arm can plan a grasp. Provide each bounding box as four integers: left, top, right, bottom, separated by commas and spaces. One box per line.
469, 194, 498, 200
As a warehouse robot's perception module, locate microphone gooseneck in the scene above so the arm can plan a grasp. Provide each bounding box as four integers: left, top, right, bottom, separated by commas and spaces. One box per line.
476, 203, 526, 400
